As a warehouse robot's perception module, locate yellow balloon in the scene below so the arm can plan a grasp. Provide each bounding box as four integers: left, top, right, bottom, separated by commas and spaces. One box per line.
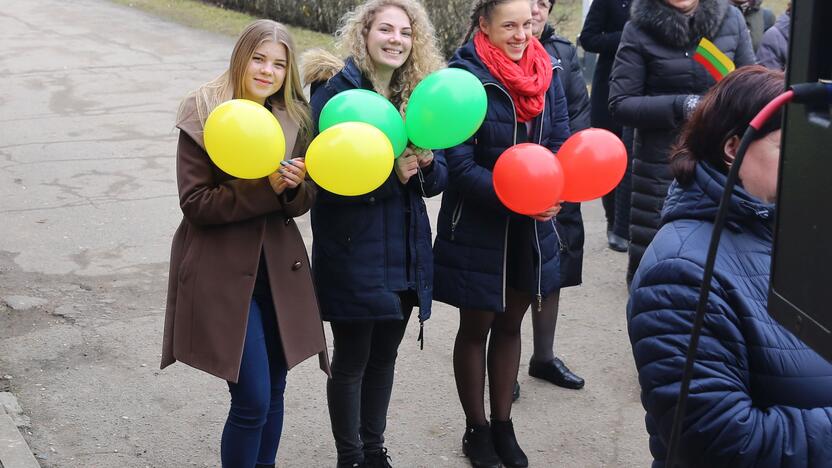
306, 122, 394, 196
203, 99, 286, 179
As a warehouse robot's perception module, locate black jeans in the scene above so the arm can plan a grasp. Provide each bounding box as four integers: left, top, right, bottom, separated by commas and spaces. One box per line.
327, 292, 416, 467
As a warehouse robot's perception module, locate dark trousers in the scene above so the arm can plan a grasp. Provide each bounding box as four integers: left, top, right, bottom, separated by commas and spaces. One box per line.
221, 298, 287, 468
327, 293, 416, 467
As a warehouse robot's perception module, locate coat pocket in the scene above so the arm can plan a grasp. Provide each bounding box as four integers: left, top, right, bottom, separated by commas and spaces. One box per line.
177, 227, 202, 284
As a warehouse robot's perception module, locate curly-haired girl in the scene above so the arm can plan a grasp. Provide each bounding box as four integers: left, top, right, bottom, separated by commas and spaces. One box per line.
301, 1, 446, 466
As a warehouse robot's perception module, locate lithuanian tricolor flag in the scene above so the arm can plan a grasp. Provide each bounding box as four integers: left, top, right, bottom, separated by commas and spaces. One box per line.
694, 38, 735, 82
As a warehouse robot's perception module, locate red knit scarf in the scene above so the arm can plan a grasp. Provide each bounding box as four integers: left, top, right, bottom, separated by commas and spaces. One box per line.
474, 31, 553, 122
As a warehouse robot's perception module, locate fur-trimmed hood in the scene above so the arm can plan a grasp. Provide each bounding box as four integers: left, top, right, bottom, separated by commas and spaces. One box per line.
300, 48, 346, 88
631, 0, 730, 48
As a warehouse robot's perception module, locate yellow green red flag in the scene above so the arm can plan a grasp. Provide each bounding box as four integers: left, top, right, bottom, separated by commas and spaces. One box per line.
694, 38, 735, 82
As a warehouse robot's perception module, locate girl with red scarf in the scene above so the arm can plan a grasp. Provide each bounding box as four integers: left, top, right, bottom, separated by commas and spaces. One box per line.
432, 1, 571, 467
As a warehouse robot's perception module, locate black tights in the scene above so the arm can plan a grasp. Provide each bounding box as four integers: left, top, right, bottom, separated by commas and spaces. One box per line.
453, 287, 531, 425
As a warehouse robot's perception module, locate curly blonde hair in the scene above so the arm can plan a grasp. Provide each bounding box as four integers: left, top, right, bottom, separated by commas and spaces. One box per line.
335, 0, 445, 110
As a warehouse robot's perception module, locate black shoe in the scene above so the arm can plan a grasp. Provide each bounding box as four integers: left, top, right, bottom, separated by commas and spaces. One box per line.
529, 357, 585, 390
607, 231, 629, 252
462, 423, 502, 468
490, 419, 528, 468
512, 380, 520, 402
364, 447, 393, 468
255, 465, 275, 468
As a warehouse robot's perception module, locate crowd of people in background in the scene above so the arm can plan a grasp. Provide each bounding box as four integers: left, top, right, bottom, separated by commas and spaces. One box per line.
158, 0, 831, 467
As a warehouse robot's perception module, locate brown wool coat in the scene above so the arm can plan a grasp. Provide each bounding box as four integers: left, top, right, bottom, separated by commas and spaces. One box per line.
160, 96, 330, 383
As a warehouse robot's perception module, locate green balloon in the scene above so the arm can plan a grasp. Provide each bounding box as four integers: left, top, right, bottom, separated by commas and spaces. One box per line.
319, 89, 407, 157
405, 68, 487, 150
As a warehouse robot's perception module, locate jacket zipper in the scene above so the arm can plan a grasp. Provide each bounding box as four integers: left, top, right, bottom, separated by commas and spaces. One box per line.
451, 198, 465, 241
484, 82, 518, 311
533, 220, 543, 312
532, 88, 550, 311
551, 220, 566, 252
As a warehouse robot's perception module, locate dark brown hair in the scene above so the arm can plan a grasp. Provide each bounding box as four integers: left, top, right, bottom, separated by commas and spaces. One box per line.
670, 65, 786, 184
462, 0, 527, 44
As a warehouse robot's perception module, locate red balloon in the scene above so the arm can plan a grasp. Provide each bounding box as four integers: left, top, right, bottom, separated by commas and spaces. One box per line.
493, 143, 565, 215
557, 128, 627, 202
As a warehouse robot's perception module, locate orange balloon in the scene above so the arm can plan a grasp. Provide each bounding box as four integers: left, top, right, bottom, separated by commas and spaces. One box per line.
493, 143, 565, 215
557, 128, 627, 202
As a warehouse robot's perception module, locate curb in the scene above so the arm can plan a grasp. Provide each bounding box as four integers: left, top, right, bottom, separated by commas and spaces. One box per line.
0, 408, 39, 468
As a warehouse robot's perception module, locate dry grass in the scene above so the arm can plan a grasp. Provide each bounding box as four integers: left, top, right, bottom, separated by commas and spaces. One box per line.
110, 0, 792, 52
110, 0, 334, 51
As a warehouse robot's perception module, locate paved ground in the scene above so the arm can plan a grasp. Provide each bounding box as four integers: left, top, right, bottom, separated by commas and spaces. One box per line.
0, 1, 652, 466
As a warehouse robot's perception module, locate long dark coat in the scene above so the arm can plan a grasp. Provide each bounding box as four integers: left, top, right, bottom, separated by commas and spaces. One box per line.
161, 95, 329, 383
579, 0, 633, 132
608, 0, 755, 280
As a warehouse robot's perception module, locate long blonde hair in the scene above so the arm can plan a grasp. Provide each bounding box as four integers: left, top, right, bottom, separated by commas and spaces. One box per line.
177, 20, 311, 139
334, 0, 445, 110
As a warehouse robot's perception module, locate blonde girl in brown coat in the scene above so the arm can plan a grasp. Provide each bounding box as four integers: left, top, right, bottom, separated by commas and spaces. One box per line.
160, 19, 328, 468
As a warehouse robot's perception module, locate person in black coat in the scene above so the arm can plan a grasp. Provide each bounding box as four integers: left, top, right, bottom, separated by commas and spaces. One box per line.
580, 0, 633, 252
507, 0, 588, 400
608, 0, 755, 284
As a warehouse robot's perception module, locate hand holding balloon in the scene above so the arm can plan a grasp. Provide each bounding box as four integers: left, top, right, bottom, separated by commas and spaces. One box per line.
269, 158, 306, 195
394, 152, 419, 184
413, 147, 434, 169
530, 203, 562, 222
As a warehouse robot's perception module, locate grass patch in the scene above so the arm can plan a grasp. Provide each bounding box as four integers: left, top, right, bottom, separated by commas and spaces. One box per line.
110, 0, 334, 51
110, 0, 791, 54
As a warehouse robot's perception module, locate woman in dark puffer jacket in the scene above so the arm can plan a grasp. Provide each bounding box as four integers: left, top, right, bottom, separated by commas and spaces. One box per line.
433, 1, 571, 466
608, 0, 755, 284
628, 66, 832, 468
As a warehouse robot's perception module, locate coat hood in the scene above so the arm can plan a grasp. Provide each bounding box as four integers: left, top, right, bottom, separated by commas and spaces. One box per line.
774, 11, 790, 41
300, 49, 369, 98
662, 161, 775, 240
631, 0, 730, 48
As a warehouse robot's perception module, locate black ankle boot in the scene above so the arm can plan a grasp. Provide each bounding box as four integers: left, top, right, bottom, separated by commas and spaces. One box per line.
490, 419, 528, 468
364, 447, 393, 468
462, 423, 502, 468
255, 464, 276, 468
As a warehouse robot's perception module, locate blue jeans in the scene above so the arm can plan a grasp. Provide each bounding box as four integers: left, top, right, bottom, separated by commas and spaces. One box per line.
221, 298, 287, 468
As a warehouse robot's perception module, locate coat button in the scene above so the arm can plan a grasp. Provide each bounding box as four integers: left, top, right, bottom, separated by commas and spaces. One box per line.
291, 260, 302, 271
368, 196, 376, 204
284, 218, 292, 225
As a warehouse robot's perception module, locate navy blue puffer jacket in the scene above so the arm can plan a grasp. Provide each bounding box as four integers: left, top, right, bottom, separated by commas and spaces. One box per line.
540, 24, 590, 288
628, 161, 832, 467
433, 41, 571, 313
309, 58, 447, 322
